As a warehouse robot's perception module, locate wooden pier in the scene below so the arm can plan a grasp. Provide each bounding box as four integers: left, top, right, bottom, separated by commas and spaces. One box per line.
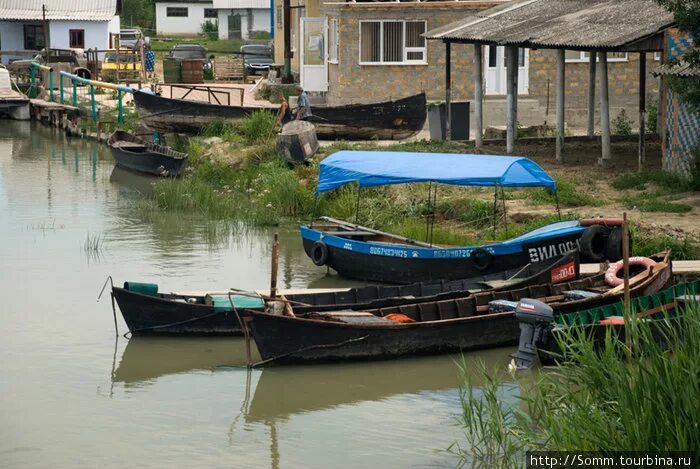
29, 98, 79, 126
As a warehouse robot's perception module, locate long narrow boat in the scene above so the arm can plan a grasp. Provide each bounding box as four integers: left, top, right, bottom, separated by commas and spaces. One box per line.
107, 130, 187, 177
112, 251, 580, 336
245, 251, 671, 365
131, 90, 427, 140
303, 151, 624, 283
522, 279, 699, 367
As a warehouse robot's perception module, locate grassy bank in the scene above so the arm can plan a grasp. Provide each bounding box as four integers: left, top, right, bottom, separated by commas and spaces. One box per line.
451, 302, 700, 468
140, 112, 700, 256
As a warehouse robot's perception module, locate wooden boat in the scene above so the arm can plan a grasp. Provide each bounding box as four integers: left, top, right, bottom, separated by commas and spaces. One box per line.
132, 90, 427, 140
303, 150, 624, 283
244, 251, 671, 365
107, 130, 187, 177
276, 120, 319, 164
112, 251, 580, 336
529, 279, 698, 367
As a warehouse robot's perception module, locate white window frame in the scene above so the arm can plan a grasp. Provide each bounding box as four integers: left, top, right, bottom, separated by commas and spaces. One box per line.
328, 18, 339, 64
564, 50, 628, 63
358, 20, 427, 66
653, 51, 661, 61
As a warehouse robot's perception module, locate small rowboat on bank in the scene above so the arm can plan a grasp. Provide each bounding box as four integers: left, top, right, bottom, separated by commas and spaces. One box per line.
107, 130, 187, 177
244, 251, 671, 365
112, 251, 580, 336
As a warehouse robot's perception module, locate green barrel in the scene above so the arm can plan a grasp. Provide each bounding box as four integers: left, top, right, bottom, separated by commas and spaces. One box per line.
123, 282, 159, 295
163, 58, 182, 84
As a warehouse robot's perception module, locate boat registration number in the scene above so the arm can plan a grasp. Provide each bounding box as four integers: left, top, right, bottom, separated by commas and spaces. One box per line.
550, 261, 577, 283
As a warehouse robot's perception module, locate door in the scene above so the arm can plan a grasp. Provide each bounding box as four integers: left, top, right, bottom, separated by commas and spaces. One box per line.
300, 17, 327, 92
485, 46, 529, 95
228, 13, 242, 39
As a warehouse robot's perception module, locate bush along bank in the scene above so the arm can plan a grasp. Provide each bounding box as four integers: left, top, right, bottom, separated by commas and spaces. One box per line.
140, 113, 700, 257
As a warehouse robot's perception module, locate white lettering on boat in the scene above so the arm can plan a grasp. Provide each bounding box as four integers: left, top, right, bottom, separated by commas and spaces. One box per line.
528, 239, 581, 263
369, 246, 408, 258
343, 242, 353, 251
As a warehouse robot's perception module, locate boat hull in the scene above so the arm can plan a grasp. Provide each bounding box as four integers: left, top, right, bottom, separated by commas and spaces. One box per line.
112, 252, 580, 336
248, 310, 520, 364
301, 221, 586, 283
132, 91, 427, 140
110, 146, 187, 176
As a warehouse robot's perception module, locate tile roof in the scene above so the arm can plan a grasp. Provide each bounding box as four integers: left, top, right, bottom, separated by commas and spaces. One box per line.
0, 0, 118, 21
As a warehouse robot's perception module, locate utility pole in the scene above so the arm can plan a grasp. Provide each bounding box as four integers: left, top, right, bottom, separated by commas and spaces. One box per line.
283, 0, 292, 83
42, 4, 50, 57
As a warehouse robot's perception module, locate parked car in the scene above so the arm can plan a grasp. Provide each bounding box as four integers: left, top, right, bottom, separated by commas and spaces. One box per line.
240, 44, 273, 75
6, 48, 91, 79
119, 29, 143, 49
167, 44, 212, 70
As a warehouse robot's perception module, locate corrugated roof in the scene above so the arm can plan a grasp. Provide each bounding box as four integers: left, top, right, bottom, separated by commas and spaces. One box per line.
0, 0, 117, 21
653, 62, 700, 78
425, 0, 675, 51
212, 0, 269, 9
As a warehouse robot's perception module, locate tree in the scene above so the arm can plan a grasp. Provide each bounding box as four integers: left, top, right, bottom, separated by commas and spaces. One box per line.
656, 0, 700, 114
122, 0, 155, 31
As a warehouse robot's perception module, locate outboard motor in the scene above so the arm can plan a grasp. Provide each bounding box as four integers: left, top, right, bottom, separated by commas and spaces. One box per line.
511, 299, 554, 370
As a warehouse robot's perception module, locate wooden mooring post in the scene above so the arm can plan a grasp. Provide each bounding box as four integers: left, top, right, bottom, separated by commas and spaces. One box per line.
270, 233, 279, 299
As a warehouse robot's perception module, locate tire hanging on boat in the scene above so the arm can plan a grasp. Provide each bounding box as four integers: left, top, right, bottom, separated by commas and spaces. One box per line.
311, 241, 329, 266
579, 224, 610, 262
470, 247, 493, 271
604, 227, 632, 262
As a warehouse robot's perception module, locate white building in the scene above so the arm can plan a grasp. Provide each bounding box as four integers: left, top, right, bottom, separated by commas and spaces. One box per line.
0, 0, 120, 64
155, 0, 270, 40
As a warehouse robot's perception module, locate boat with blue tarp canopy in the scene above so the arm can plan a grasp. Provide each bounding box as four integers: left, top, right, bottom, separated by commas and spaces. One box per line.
302, 150, 625, 283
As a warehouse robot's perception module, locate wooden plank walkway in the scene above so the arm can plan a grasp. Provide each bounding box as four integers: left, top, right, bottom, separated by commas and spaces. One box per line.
30, 98, 78, 111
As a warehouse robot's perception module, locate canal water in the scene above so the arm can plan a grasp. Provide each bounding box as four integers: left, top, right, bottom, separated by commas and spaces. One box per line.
0, 122, 518, 468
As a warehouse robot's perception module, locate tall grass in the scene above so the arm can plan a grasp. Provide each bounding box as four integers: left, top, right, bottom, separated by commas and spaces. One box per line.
451, 304, 700, 468
620, 193, 692, 213
234, 110, 278, 144
612, 170, 692, 193
527, 177, 600, 207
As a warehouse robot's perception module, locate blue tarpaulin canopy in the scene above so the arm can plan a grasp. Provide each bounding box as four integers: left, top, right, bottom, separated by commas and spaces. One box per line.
316, 151, 557, 194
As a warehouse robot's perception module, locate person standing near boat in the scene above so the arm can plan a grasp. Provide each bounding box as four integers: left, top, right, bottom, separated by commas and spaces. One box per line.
295, 85, 312, 121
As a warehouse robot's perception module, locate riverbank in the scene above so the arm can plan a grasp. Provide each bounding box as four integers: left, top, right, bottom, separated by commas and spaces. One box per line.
139, 112, 700, 259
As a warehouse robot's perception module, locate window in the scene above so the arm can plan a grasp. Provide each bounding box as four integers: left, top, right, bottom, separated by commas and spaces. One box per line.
328, 19, 339, 63
204, 8, 217, 18
565, 50, 628, 63
69, 29, 85, 48
359, 20, 426, 65
24, 25, 45, 50
167, 7, 188, 17
653, 51, 661, 61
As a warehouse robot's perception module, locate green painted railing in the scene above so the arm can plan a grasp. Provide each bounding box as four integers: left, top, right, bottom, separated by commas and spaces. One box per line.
58, 71, 133, 125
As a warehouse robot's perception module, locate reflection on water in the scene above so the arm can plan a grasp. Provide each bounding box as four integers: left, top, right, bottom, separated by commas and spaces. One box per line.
1, 121, 520, 468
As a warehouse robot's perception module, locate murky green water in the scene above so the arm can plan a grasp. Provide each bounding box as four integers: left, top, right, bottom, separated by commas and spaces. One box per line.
0, 122, 518, 468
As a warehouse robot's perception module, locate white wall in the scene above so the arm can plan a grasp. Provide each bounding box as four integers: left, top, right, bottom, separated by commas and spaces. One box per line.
49, 20, 115, 51
0, 21, 27, 64
156, 2, 215, 35
217, 8, 270, 39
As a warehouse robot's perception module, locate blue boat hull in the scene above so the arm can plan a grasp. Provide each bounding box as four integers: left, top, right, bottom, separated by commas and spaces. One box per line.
301, 221, 588, 283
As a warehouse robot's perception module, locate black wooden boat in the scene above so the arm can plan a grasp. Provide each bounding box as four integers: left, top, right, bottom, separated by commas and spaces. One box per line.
112, 251, 580, 336
107, 130, 187, 177
132, 90, 427, 140
245, 251, 671, 365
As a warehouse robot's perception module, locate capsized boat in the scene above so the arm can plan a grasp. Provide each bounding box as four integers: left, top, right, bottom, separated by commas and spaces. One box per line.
302, 151, 625, 283
245, 251, 671, 365
112, 251, 580, 336
107, 130, 187, 177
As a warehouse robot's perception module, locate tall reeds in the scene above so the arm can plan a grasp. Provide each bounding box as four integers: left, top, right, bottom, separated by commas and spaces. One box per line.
451, 304, 700, 468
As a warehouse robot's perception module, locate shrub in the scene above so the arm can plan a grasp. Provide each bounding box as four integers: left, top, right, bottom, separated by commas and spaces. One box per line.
201, 20, 218, 41
612, 109, 633, 135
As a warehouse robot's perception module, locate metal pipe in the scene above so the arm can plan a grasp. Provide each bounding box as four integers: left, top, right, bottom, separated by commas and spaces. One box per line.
354, 185, 362, 227
638, 52, 646, 171
445, 41, 452, 141
506, 46, 516, 153
59, 71, 133, 93
49, 70, 53, 102
117, 90, 123, 125
283, 0, 292, 82
72, 80, 77, 107
587, 51, 597, 137
492, 186, 498, 239
90, 85, 97, 122
599, 52, 611, 165
59, 73, 64, 104
501, 186, 508, 237
474, 44, 483, 148
556, 49, 565, 162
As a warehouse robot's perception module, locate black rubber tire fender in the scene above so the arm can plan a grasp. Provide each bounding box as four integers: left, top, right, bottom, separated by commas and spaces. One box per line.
470, 247, 493, 271
604, 227, 633, 262
311, 241, 329, 266
580, 224, 610, 262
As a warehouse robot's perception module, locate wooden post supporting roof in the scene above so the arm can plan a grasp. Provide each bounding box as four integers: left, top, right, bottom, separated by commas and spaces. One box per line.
474, 44, 483, 149
445, 41, 452, 141
588, 52, 597, 137
638, 52, 647, 171
599, 52, 611, 165
506, 46, 517, 153
556, 49, 565, 162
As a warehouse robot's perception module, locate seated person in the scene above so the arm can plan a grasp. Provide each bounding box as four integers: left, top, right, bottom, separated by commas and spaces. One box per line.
276, 95, 294, 126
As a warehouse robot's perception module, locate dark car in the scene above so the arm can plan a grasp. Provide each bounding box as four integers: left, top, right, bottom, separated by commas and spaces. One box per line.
240, 44, 273, 75
167, 44, 212, 70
